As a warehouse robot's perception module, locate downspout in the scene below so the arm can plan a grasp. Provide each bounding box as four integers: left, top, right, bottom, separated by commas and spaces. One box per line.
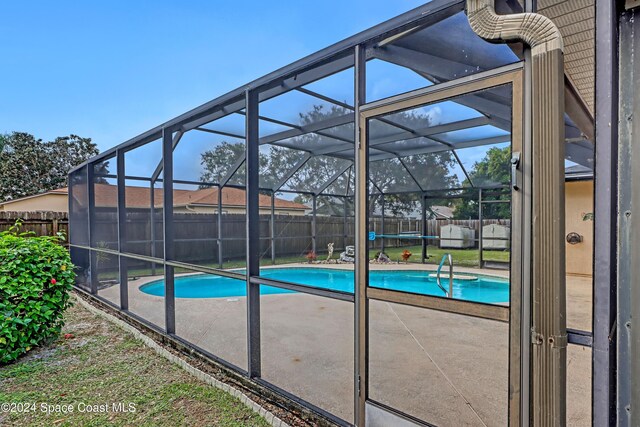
466, 2, 566, 426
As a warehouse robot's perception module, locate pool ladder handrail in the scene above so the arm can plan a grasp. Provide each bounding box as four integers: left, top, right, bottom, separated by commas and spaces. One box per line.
436, 253, 453, 298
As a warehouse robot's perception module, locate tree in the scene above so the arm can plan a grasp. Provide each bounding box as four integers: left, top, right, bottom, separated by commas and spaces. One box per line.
0, 132, 98, 201
452, 146, 511, 219
199, 104, 458, 216
200, 141, 246, 185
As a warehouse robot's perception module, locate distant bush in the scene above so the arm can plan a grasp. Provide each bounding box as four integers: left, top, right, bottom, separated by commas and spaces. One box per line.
0, 223, 74, 364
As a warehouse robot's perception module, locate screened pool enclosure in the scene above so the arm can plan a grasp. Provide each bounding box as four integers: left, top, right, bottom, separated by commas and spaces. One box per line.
69, 0, 594, 425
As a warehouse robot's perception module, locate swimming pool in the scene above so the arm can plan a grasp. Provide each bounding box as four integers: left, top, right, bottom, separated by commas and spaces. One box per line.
140, 268, 510, 304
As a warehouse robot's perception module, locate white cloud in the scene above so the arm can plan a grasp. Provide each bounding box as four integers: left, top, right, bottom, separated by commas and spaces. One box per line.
424, 105, 442, 125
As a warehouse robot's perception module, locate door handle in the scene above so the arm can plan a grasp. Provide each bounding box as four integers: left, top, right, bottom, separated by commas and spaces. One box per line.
511, 152, 521, 191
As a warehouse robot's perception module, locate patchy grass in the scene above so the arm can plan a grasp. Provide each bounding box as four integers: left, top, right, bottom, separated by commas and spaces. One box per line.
0, 303, 270, 427
100, 245, 509, 281
229, 246, 509, 269
370, 245, 510, 267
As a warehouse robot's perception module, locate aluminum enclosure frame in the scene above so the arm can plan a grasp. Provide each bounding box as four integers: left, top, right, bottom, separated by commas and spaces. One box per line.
67, 0, 585, 425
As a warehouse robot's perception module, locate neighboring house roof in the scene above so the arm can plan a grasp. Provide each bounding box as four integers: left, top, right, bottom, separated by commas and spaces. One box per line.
428, 205, 454, 219
90, 184, 307, 210
313, 200, 351, 217
364, 203, 454, 220
0, 188, 68, 206
48, 188, 69, 194
1, 185, 308, 211
403, 204, 454, 220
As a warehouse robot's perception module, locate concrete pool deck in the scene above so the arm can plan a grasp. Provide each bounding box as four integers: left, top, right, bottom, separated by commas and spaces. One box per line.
98, 263, 592, 426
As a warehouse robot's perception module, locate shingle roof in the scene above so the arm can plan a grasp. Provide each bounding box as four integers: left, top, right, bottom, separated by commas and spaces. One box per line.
88, 184, 307, 210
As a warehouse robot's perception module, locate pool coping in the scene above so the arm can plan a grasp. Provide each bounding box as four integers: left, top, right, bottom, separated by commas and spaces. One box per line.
129, 264, 510, 305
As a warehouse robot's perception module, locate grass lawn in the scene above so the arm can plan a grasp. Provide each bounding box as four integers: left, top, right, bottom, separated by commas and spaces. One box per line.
105, 245, 509, 279
0, 302, 270, 427
371, 245, 510, 267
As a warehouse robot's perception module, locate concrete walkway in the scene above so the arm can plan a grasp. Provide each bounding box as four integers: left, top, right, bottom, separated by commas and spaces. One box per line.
99, 264, 592, 426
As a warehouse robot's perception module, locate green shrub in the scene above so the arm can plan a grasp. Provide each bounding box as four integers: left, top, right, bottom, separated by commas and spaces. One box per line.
0, 223, 74, 364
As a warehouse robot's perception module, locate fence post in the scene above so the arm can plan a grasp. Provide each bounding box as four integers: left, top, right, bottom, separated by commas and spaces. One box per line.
380, 196, 385, 253
218, 185, 223, 268
343, 196, 348, 250
478, 188, 483, 268
270, 192, 276, 265
311, 195, 317, 256
150, 179, 157, 276
421, 193, 427, 262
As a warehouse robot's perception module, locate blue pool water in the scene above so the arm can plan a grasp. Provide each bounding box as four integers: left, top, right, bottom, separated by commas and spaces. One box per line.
140, 268, 509, 304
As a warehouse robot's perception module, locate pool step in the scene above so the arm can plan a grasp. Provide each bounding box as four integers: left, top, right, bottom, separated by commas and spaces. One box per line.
482, 260, 510, 270
428, 273, 478, 281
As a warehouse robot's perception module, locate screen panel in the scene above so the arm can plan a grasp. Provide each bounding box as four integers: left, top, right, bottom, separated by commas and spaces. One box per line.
260, 287, 354, 423
126, 259, 165, 330
95, 251, 120, 307
69, 166, 89, 246
368, 300, 508, 426
366, 84, 514, 307
174, 268, 247, 370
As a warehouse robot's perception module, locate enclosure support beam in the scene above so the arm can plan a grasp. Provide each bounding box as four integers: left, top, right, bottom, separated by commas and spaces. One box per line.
87, 164, 98, 295
593, 0, 619, 425
116, 149, 128, 310
151, 131, 183, 183
354, 44, 367, 427
368, 134, 512, 161
272, 153, 312, 192
397, 157, 424, 193
193, 126, 244, 140
220, 155, 246, 188
313, 163, 352, 196
617, 11, 636, 422
162, 127, 176, 335
245, 88, 261, 378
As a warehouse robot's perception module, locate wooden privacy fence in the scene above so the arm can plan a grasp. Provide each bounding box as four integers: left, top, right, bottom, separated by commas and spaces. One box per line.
1, 211, 509, 265
368, 217, 511, 250
0, 211, 69, 241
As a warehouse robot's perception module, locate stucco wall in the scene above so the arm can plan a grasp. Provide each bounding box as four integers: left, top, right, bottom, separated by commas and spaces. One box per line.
565, 180, 594, 276
0, 194, 68, 212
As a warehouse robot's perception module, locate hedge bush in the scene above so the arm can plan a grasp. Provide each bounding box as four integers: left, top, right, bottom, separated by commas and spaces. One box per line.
0, 223, 74, 364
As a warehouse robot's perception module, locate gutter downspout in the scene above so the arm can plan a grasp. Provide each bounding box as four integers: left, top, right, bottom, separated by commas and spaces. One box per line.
467, 2, 566, 426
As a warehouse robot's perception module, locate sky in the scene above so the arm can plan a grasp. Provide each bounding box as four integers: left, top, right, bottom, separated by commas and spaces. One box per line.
0, 0, 429, 153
